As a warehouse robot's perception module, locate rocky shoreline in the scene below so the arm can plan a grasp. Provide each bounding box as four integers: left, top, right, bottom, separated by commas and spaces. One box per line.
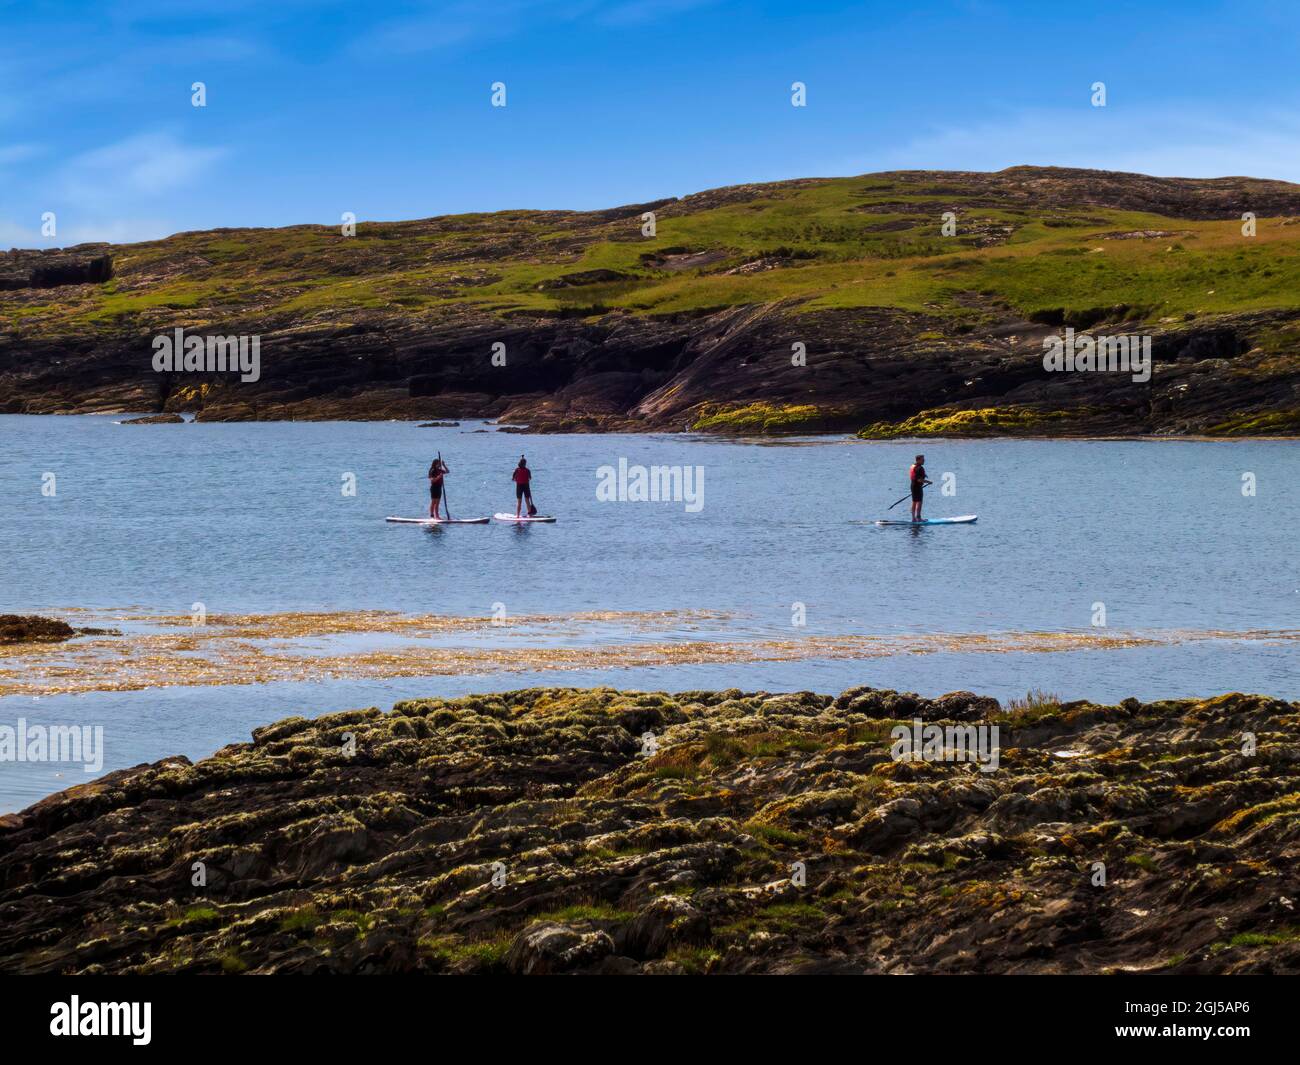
1, 684, 1296, 974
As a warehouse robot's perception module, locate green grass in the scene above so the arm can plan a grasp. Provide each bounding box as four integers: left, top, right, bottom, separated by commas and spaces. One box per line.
742, 821, 809, 847
535, 902, 634, 923
662, 944, 721, 973
280, 905, 326, 933
1228, 927, 1300, 948
718, 900, 827, 937
17, 172, 1300, 365
418, 931, 513, 967
1124, 853, 1159, 873
996, 689, 1064, 724
84, 283, 209, 321
166, 905, 219, 929
652, 764, 695, 780
449, 936, 512, 965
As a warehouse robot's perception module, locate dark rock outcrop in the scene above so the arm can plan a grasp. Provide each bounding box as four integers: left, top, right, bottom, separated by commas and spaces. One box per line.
0, 614, 114, 644
0, 248, 113, 291
0, 615, 77, 643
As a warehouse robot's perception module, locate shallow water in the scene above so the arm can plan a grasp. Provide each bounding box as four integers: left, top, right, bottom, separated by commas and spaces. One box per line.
0, 414, 1296, 811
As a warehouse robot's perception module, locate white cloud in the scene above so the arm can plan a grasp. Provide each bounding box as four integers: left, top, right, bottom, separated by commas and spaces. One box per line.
0, 132, 228, 249
0, 216, 174, 251
865, 105, 1300, 183
55, 132, 228, 204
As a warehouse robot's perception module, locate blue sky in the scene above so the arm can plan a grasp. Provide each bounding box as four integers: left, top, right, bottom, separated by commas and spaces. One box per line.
3, 0, 1299, 248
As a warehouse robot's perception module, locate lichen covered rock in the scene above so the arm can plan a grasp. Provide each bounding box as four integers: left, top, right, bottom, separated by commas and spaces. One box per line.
0, 685, 1297, 975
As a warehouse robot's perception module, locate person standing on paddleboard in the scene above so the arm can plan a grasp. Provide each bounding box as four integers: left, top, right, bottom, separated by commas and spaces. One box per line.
428, 457, 448, 519
909, 454, 931, 522
512, 456, 535, 518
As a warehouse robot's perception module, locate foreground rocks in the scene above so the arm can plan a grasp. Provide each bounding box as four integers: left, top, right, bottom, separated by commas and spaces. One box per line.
0, 686, 1297, 974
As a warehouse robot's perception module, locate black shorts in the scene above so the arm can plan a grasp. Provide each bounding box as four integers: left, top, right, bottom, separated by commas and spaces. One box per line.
515, 483, 532, 499
910, 483, 924, 502
430, 483, 443, 500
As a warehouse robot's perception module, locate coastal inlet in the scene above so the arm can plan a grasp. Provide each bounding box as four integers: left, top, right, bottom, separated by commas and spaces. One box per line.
1, 419, 1296, 810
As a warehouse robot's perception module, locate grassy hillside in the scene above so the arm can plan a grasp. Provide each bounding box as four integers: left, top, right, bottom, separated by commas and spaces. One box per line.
3, 167, 1300, 434
11, 171, 1300, 329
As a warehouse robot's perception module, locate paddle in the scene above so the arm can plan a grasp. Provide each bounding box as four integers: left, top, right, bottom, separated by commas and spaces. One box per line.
886, 480, 932, 510
438, 452, 451, 519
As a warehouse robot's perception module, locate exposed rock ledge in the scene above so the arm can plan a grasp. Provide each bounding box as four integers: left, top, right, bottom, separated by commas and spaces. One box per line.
0, 686, 1297, 974
0, 614, 113, 644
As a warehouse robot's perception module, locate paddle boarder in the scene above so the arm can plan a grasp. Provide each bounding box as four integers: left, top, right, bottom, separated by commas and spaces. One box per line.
512, 455, 535, 518
428, 456, 448, 519
909, 454, 930, 522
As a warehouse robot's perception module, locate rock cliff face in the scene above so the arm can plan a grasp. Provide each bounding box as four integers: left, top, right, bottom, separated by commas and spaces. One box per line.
1, 686, 1296, 974
0, 248, 113, 291
2, 167, 1299, 435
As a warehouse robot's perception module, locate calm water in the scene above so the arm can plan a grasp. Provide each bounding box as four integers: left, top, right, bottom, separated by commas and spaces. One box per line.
1, 414, 1296, 811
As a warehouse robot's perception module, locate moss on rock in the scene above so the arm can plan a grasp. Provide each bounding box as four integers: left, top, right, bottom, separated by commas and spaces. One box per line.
0, 684, 1296, 974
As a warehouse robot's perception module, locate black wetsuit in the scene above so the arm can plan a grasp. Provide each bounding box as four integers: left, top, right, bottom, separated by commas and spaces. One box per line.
910, 464, 926, 501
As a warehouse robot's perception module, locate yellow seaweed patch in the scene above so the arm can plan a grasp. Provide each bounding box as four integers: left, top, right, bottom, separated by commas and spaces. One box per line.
692, 402, 840, 434
1, 609, 1297, 698
857, 405, 1097, 439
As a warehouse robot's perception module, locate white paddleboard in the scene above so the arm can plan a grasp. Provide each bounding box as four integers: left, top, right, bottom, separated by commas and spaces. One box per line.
386, 516, 490, 525
873, 515, 977, 526
493, 513, 557, 523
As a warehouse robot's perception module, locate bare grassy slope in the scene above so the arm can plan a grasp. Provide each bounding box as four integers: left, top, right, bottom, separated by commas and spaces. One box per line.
3, 167, 1299, 434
